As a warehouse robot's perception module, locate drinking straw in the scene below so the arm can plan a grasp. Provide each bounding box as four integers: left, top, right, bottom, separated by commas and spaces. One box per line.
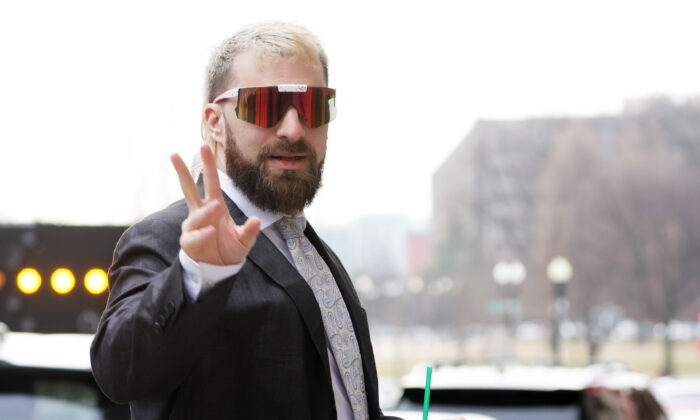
422, 366, 433, 420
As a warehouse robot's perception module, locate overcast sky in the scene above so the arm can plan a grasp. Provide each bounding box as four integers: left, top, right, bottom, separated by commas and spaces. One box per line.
1, 0, 699, 229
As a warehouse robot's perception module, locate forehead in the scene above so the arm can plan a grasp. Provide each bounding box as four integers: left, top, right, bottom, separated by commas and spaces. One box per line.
231, 49, 326, 89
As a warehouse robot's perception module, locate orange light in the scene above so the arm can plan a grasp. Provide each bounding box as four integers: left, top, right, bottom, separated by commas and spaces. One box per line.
17, 268, 42, 294
51, 268, 75, 294
85, 269, 108, 294
0, 271, 6, 290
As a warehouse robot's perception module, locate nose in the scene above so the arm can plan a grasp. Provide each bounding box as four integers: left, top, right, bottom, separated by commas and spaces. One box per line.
275, 106, 306, 142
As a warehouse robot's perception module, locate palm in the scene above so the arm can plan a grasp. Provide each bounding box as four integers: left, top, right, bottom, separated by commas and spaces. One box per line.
171, 145, 260, 266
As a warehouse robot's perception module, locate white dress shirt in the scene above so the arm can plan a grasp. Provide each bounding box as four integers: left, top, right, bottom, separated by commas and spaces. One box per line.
178, 169, 354, 420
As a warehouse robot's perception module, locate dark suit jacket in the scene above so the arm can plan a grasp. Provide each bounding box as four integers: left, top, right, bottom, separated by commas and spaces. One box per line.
90, 188, 400, 419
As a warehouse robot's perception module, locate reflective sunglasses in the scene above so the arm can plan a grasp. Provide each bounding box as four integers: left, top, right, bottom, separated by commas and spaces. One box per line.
212, 84, 337, 128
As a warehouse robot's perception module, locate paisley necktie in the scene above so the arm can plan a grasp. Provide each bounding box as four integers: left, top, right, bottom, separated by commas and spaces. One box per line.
275, 216, 369, 420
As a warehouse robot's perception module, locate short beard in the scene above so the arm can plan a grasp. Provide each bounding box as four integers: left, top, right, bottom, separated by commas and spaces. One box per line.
224, 122, 324, 215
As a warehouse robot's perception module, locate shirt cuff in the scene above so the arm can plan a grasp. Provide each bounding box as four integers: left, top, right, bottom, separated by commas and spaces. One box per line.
179, 248, 245, 302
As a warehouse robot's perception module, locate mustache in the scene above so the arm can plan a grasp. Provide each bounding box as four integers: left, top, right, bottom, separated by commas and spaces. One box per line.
257, 140, 316, 160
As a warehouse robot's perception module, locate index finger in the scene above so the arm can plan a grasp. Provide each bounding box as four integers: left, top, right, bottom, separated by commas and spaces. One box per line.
170, 152, 203, 211
200, 144, 225, 203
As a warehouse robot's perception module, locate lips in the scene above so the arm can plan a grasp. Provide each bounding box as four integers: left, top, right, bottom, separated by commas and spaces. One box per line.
259, 139, 316, 171
267, 154, 308, 170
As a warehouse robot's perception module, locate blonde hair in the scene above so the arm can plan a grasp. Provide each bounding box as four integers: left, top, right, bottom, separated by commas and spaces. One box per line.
192, 21, 329, 177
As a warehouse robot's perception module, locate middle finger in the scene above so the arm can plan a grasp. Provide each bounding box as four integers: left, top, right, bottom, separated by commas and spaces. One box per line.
200, 144, 224, 203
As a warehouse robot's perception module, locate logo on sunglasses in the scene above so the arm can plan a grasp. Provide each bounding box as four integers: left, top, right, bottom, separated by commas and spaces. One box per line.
278, 84, 308, 93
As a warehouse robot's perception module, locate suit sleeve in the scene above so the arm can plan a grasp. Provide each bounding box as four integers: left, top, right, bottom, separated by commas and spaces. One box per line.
90, 212, 236, 403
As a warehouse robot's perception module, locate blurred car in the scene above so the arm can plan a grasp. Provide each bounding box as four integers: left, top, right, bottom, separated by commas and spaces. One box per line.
0, 326, 129, 419
391, 363, 666, 420
651, 376, 700, 420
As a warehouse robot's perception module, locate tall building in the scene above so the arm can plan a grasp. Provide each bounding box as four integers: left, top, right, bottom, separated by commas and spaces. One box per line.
434, 118, 565, 267
432, 97, 700, 276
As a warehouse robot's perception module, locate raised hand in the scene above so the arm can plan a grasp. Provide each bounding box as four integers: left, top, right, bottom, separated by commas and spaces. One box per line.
170, 145, 260, 266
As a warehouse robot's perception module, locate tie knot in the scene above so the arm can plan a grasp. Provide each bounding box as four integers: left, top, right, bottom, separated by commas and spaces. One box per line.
275, 216, 305, 240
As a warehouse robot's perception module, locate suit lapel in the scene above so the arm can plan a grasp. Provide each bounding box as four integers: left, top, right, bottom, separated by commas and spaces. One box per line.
244, 230, 330, 374
304, 223, 362, 308
305, 223, 380, 409
207, 183, 330, 377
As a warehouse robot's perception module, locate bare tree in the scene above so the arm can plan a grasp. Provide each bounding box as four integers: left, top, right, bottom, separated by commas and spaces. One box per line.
533, 115, 700, 373
595, 122, 700, 373
532, 120, 615, 361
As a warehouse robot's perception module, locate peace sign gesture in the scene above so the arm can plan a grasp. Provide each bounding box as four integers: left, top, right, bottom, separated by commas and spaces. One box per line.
170, 145, 260, 266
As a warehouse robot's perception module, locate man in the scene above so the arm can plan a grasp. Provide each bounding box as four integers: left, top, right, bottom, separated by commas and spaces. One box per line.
90, 21, 402, 420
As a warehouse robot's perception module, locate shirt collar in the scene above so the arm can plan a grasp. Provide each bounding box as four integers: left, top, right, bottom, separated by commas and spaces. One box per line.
216, 169, 306, 230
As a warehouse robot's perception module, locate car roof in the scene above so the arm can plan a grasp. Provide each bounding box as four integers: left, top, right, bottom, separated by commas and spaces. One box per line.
401, 363, 651, 392
384, 410, 497, 420
652, 375, 700, 396
0, 330, 93, 371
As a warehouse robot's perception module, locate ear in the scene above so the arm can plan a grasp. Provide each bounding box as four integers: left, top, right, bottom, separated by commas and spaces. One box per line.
204, 104, 226, 150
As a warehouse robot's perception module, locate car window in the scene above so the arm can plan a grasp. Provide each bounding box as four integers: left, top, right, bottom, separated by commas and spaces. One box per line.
397, 388, 583, 420
1, 393, 102, 420
0, 366, 130, 420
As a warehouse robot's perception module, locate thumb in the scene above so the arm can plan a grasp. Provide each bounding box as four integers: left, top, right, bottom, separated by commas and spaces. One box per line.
237, 217, 261, 249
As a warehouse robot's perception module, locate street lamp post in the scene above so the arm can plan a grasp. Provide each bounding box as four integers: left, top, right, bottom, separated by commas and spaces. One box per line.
492, 260, 526, 353
547, 256, 573, 366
